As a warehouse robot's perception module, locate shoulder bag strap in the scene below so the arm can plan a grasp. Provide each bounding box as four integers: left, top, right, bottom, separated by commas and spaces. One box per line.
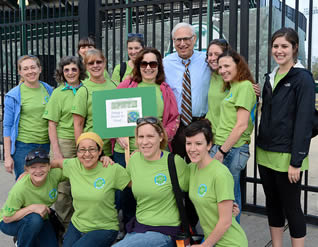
119, 61, 127, 82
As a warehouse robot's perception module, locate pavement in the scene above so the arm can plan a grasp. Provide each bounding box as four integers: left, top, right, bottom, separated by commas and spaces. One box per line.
0, 138, 318, 246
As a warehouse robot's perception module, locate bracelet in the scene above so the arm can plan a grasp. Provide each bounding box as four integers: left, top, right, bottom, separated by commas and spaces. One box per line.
218, 146, 228, 156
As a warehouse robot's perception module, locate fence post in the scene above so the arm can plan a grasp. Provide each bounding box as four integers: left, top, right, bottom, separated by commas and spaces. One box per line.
19, 0, 27, 55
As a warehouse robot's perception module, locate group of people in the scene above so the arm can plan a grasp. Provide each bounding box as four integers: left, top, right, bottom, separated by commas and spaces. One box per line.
0, 21, 315, 247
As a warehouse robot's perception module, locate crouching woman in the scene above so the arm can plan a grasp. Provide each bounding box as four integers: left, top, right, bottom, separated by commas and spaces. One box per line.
0, 148, 63, 247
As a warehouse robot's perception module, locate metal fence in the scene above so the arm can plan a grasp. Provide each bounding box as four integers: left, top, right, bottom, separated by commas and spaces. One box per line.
0, 0, 317, 225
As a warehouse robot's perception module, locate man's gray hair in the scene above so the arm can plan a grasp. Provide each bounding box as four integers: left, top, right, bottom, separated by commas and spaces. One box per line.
171, 22, 196, 39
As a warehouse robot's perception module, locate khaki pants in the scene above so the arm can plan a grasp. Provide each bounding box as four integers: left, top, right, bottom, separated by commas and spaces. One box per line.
50, 138, 76, 229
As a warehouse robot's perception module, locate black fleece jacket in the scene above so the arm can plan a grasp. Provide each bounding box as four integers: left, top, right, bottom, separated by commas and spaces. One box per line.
257, 65, 315, 168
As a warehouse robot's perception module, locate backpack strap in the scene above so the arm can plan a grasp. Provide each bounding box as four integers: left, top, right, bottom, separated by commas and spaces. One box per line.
119, 61, 127, 82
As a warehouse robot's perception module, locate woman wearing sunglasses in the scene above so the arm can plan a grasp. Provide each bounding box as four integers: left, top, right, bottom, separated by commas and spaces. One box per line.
113, 117, 187, 247
50, 132, 130, 247
42, 56, 87, 230
72, 49, 117, 157
0, 148, 64, 247
3, 55, 53, 180
112, 33, 145, 83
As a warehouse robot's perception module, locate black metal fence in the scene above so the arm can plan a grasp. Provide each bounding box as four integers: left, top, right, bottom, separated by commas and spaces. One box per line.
1, 0, 317, 225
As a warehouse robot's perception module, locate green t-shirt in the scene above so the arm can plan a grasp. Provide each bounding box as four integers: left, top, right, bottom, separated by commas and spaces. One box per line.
111, 61, 133, 84
215, 80, 256, 147
42, 84, 76, 139
62, 158, 130, 232
17, 83, 50, 143
127, 151, 188, 226
114, 82, 164, 154
189, 160, 248, 246
256, 71, 309, 172
0, 168, 64, 222
205, 72, 229, 140
71, 79, 117, 156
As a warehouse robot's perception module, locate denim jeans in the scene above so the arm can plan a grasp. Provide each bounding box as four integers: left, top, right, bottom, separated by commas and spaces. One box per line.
63, 221, 117, 247
113, 231, 175, 247
210, 143, 250, 223
0, 213, 58, 247
12, 141, 50, 180
113, 151, 136, 225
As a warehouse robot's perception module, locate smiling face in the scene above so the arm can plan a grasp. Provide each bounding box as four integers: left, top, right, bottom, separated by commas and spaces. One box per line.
173, 27, 196, 59
186, 133, 212, 165
207, 44, 223, 71
140, 52, 158, 83
272, 36, 295, 68
127, 41, 143, 62
63, 63, 80, 86
78, 45, 95, 58
77, 139, 102, 170
86, 55, 106, 80
218, 56, 238, 83
18, 59, 42, 86
26, 163, 50, 187
136, 124, 163, 161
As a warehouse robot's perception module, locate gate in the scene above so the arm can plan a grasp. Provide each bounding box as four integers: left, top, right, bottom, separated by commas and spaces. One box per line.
1, 0, 317, 225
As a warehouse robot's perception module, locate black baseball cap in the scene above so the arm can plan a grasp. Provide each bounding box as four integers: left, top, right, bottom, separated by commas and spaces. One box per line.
25, 148, 50, 166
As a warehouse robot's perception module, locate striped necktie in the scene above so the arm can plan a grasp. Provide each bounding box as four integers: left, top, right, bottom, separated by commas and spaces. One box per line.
181, 60, 192, 126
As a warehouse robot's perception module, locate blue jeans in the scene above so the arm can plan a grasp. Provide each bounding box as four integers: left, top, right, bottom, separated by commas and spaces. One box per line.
113, 231, 175, 247
210, 144, 250, 223
0, 213, 58, 247
63, 221, 117, 247
12, 141, 50, 180
113, 151, 136, 226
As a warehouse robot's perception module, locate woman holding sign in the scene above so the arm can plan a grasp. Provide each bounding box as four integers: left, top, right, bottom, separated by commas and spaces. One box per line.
114, 48, 179, 226
72, 49, 117, 157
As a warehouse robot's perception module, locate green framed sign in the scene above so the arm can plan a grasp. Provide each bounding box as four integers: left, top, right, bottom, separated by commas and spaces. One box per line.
92, 87, 157, 138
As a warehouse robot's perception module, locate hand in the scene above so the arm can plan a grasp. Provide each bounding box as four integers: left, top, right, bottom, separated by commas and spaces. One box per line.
100, 156, 115, 168
232, 202, 240, 217
214, 151, 224, 163
4, 156, 14, 174
116, 137, 129, 149
252, 83, 261, 97
288, 165, 301, 183
30, 204, 50, 218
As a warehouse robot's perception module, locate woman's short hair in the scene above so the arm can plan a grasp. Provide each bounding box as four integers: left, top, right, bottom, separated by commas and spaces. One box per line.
184, 119, 213, 145
54, 56, 87, 84
77, 37, 96, 52
135, 117, 168, 150
83, 49, 106, 65
132, 47, 165, 85
271, 27, 299, 60
18, 55, 41, 71
127, 33, 145, 48
218, 49, 255, 90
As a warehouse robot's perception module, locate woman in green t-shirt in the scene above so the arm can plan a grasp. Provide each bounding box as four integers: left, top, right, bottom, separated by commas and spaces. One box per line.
209, 49, 257, 223
112, 33, 144, 84
184, 119, 248, 247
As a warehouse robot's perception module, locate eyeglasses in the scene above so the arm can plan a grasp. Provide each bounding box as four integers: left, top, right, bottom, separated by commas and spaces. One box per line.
87, 60, 104, 66
136, 116, 160, 125
173, 35, 194, 45
63, 67, 78, 73
25, 150, 49, 162
128, 33, 144, 39
140, 61, 158, 69
77, 147, 99, 154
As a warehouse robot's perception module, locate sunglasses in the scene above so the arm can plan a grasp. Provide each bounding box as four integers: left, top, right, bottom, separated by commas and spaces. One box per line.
128, 33, 144, 39
140, 61, 158, 69
87, 60, 104, 66
63, 67, 78, 73
136, 116, 160, 125
25, 150, 49, 162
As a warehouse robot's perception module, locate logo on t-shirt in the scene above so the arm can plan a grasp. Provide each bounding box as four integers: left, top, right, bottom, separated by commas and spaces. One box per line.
49, 188, 58, 200
154, 173, 167, 186
225, 92, 233, 101
94, 177, 106, 189
198, 184, 207, 197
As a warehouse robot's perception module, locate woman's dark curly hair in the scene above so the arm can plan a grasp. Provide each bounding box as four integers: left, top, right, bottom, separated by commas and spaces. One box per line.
54, 56, 87, 84
132, 47, 165, 85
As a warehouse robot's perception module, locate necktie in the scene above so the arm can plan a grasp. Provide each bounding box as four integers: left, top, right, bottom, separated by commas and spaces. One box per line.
181, 60, 192, 126
61, 82, 83, 95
